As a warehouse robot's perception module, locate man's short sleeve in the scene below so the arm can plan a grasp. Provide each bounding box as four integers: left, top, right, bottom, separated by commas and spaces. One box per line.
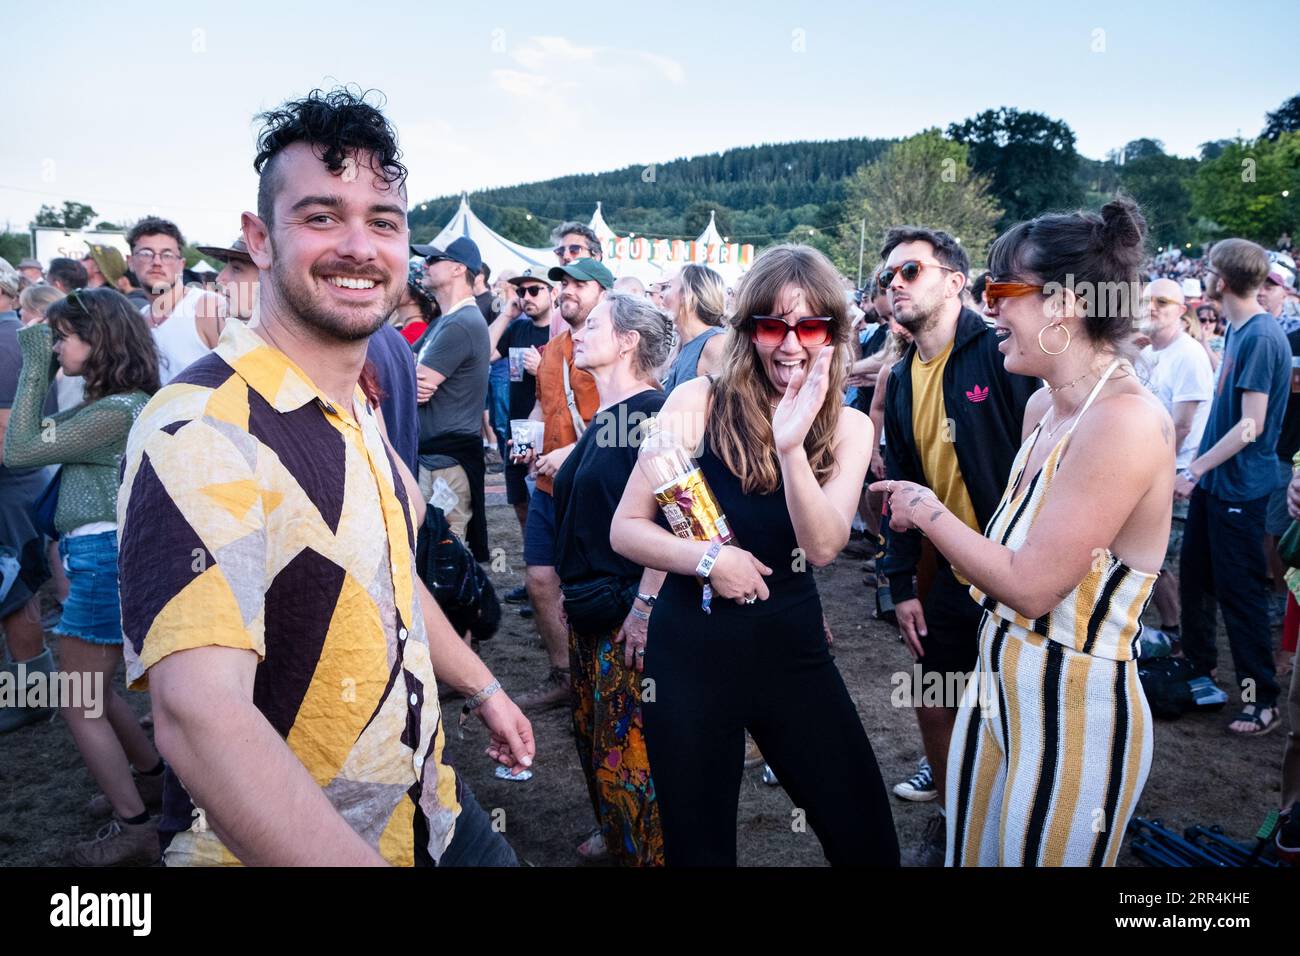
418, 319, 473, 378
495, 318, 521, 361
118, 405, 268, 690
1170, 342, 1214, 405
1233, 327, 1288, 395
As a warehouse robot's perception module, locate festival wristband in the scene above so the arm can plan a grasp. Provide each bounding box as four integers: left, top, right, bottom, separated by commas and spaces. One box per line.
629, 607, 651, 622
1178, 468, 1198, 484
695, 541, 722, 578
697, 541, 723, 615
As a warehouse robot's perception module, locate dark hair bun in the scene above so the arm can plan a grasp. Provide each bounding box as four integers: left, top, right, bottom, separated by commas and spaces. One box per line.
1100, 197, 1146, 250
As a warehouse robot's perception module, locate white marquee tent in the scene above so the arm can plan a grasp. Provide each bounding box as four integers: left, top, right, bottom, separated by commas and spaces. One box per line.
418, 197, 554, 278
416, 198, 754, 285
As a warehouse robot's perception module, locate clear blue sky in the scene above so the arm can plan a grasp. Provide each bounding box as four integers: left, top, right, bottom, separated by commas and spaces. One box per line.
3, 0, 1294, 245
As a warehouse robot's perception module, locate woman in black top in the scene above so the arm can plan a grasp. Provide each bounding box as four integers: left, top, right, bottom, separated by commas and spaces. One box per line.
611, 245, 899, 866
553, 292, 675, 865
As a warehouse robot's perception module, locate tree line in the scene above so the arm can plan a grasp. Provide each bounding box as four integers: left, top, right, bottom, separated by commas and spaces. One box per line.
6, 95, 1296, 279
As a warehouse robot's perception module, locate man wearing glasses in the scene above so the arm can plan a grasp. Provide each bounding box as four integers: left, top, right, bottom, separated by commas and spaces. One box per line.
1139, 278, 1214, 650
550, 222, 603, 265
878, 226, 1038, 866
512, 258, 610, 711
128, 217, 225, 384
489, 269, 557, 535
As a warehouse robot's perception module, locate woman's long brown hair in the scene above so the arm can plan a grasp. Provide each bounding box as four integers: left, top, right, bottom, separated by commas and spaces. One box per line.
706, 244, 850, 494
46, 288, 161, 401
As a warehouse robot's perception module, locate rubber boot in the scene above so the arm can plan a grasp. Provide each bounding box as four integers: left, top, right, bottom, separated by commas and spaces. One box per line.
0, 646, 56, 733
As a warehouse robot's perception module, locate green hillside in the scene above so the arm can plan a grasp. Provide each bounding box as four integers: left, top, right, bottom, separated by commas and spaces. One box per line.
406, 138, 895, 247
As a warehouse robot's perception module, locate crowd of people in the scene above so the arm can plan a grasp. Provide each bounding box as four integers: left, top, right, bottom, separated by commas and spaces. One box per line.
1, 86, 1298, 868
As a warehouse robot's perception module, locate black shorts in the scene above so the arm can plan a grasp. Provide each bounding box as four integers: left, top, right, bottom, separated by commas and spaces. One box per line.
918, 562, 982, 678
504, 462, 529, 505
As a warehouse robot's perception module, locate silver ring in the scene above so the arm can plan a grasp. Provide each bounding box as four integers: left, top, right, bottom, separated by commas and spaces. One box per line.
635, 648, 645, 657
745, 594, 757, 605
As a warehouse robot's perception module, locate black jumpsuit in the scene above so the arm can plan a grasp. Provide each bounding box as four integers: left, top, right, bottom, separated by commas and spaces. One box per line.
642, 436, 900, 866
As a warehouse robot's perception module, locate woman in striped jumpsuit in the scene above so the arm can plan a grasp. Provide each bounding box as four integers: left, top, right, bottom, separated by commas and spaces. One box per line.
872, 198, 1173, 866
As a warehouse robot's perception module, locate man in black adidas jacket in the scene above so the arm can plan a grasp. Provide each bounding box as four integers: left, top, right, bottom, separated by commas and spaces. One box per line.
878, 226, 1038, 866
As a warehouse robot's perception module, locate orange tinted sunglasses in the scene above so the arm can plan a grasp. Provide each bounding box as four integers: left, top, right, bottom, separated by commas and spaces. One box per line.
984, 280, 1045, 308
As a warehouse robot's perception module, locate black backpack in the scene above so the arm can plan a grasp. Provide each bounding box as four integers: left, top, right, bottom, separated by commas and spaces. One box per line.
1137, 656, 1197, 719
414, 505, 501, 642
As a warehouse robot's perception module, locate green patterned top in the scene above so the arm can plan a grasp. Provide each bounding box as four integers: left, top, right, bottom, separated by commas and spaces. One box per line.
2, 323, 149, 533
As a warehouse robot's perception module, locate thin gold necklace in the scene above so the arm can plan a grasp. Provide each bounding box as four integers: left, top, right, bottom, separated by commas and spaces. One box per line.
1047, 366, 1098, 394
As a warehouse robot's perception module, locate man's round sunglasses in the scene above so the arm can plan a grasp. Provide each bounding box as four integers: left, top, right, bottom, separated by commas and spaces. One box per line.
879, 259, 955, 288
517, 285, 549, 298
749, 316, 833, 347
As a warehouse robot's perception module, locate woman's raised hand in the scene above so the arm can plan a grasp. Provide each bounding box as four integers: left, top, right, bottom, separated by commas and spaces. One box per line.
771, 348, 833, 456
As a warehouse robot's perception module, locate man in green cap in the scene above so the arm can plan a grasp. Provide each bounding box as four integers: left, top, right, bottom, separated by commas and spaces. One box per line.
82, 244, 126, 290
512, 257, 614, 710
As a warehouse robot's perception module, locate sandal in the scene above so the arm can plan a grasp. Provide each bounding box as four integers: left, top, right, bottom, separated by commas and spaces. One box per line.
1227, 704, 1279, 737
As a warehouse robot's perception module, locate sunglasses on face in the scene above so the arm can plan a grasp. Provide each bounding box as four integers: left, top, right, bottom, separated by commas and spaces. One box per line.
984, 280, 1046, 308
879, 259, 955, 288
517, 285, 549, 298
749, 316, 833, 347
554, 243, 594, 258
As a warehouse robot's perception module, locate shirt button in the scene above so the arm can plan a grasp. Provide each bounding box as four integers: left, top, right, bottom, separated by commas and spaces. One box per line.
398, 627, 408, 642
409, 692, 418, 706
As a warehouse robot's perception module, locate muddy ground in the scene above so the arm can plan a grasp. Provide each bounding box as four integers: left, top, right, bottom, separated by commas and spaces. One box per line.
0, 500, 1290, 867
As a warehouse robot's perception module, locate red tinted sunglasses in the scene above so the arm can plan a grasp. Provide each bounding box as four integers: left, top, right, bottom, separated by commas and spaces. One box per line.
749, 316, 833, 347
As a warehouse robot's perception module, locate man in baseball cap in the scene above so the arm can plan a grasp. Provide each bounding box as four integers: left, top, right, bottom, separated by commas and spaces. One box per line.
411, 234, 492, 560
1260, 260, 1298, 330
411, 236, 482, 275
547, 257, 614, 290
196, 237, 259, 320
511, 257, 611, 712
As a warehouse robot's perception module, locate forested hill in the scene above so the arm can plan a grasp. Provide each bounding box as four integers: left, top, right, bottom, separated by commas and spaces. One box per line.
405, 137, 895, 246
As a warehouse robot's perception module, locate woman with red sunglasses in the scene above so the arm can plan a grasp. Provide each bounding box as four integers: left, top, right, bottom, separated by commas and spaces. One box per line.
872, 198, 1171, 866
611, 244, 899, 866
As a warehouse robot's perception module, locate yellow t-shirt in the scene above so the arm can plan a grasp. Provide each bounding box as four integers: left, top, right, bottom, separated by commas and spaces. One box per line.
911, 340, 980, 582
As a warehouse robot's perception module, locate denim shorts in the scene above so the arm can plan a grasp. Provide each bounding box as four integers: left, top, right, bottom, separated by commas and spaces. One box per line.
523, 488, 557, 567
53, 530, 123, 645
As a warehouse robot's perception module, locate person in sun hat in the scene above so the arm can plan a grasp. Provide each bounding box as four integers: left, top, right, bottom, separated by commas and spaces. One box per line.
82, 244, 126, 290
195, 236, 258, 321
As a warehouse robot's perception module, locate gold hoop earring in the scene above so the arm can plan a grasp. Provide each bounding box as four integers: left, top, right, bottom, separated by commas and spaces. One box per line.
1038, 323, 1071, 356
